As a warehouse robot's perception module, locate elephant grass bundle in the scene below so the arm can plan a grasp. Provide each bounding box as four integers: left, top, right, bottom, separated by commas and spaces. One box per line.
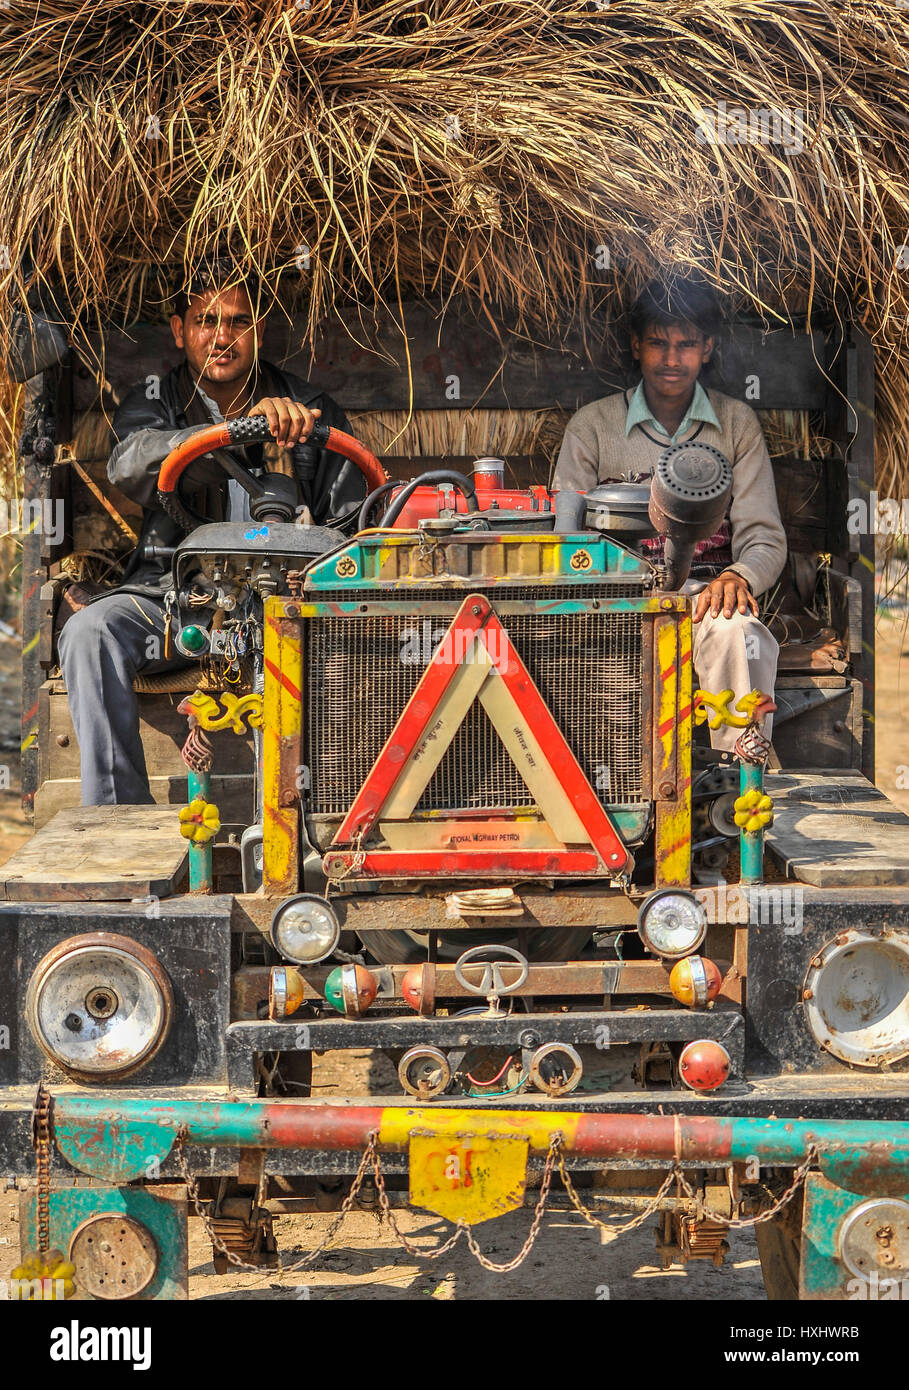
1, 1, 909, 494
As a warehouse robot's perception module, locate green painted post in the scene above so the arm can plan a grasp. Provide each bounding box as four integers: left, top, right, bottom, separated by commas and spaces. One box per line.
187, 768, 213, 893
739, 758, 764, 885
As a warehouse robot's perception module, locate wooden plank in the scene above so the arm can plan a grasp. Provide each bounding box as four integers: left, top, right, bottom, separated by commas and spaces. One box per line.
33, 773, 253, 830
765, 771, 909, 886
42, 689, 254, 783
74, 306, 830, 413
0, 806, 190, 901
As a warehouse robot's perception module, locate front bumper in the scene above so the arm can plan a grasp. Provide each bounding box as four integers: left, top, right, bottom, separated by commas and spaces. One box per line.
4, 1079, 909, 1182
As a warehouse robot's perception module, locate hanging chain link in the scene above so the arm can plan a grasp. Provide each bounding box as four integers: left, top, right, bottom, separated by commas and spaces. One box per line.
556, 1155, 680, 1236
174, 1127, 380, 1276
31, 1084, 52, 1257
174, 1127, 817, 1280
462, 1137, 560, 1272
673, 1145, 818, 1230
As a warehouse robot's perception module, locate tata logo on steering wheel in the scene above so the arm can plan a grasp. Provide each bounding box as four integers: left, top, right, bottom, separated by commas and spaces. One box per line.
335, 555, 358, 578
570, 548, 592, 571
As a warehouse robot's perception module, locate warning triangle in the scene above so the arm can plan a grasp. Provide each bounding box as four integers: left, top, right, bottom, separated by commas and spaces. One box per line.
328, 594, 630, 878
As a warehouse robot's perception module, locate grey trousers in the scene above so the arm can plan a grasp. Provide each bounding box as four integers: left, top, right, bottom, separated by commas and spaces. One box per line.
57, 592, 189, 805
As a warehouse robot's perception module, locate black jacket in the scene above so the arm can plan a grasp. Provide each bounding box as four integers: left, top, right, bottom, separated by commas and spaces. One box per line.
108, 359, 365, 586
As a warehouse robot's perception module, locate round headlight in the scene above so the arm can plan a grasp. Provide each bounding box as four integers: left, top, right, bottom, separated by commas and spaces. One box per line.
270, 894, 340, 965
637, 889, 707, 959
803, 929, 909, 1067
26, 934, 172, 1080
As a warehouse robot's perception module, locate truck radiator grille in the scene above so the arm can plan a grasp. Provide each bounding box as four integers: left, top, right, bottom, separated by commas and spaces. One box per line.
304, 609, 645, 816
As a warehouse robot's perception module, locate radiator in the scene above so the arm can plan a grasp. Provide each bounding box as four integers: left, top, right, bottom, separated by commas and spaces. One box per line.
303, 588, 646, 818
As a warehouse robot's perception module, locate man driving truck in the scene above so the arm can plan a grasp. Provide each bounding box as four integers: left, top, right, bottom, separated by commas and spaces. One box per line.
554, 276, 787, 751
58, 257, 365, 805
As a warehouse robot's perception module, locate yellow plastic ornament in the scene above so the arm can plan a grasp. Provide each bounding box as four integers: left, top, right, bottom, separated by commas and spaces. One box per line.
733, 788, 773, 832
11, 1250, 76, 1299
179, 798, 221, 843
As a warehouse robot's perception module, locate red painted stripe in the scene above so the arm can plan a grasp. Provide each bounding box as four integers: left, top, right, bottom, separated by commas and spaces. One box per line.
478, 613, 630, 872
573, 1113, 731, 1160
264, 657, 301, 702
661, 835, 691, 857
658, 715, 675, 737
328, 849, 603, 877
662, 663, 676, 679
265, 803, 294, 836
22, 700, 39, 723
263, 1104, 387, 1149
334, 597, 491, 840
23, 580, 40, 602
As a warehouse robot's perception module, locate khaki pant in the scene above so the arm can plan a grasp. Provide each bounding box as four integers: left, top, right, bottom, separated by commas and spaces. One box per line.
689, 586, 779, 752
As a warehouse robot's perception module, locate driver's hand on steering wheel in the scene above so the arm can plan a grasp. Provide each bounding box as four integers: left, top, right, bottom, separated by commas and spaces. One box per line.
248, 398, 321, 450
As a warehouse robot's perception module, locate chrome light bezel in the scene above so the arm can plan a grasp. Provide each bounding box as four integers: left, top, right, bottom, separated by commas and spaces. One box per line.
636, 888, 708, 960
269, 894, 341, 965
25, 933, 173, 1081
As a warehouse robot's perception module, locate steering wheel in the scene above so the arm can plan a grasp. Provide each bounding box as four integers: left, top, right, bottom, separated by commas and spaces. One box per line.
155, 416, 388, 532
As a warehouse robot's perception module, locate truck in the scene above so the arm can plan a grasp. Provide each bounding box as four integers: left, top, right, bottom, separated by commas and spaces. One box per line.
1, 303, 907, 1302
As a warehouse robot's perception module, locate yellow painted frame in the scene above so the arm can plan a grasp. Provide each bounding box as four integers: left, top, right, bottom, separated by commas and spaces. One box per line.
652, 611, 692, 887
262, 598, 303, 895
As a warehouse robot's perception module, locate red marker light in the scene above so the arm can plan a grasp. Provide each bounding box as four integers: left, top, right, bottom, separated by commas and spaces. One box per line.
678, 1039, 731, 1091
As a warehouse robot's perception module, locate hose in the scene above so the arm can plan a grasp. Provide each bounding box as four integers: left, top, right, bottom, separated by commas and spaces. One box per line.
379, 470, 479, 528
357, 480, 399, 532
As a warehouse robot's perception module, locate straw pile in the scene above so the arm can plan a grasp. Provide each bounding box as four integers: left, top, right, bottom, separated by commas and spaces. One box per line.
1, 1, 909, 495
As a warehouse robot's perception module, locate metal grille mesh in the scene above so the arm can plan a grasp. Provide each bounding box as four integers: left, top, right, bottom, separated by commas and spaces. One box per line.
311, 582, 644, 603
304, 600, 645, 816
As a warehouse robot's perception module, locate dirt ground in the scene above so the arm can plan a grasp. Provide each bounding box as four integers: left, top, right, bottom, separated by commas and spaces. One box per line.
0, 609, 907, 1300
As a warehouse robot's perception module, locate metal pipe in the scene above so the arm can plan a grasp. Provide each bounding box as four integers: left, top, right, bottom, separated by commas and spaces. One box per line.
187, 768, 213, 893
51, 1098, 909, 1174
738, 759, 764, 885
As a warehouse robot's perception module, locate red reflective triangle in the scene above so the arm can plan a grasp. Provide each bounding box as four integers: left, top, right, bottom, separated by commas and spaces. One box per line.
330, 593, 630, 875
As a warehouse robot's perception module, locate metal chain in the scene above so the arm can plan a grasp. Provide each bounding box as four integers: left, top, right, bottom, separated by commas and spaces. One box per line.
174, 1128, 378, 1275
32, 1085, 52, 1257
673, 1145, 818, 1230
174, 1129, 816, 1282
556, 1155, 680, 1235
369, 1141, 467, 1259
462, 1137, 561, 1272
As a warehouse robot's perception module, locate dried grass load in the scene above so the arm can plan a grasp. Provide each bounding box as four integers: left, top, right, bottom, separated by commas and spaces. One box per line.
1, 1, 908, 496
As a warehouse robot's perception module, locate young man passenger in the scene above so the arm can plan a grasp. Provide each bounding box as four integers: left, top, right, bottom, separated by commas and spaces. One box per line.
554, 277, 786, 751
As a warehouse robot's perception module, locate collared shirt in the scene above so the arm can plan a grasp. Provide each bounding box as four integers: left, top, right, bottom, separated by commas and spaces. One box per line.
624, 379, 721, 444
196, 384, 252, 524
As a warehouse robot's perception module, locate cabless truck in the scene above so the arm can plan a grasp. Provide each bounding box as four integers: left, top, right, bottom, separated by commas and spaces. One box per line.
1, 311, 908, 1300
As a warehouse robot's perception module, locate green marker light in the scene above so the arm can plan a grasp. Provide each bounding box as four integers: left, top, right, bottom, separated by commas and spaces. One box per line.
179, 625, 208, 653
